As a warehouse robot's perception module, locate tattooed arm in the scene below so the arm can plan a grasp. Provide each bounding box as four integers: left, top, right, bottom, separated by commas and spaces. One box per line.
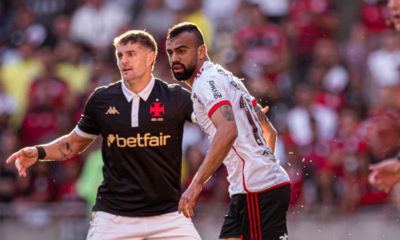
179, 104, 238, 218
6, 131, 94, 177
41, 131, 94, 161
254, 104, 277, 153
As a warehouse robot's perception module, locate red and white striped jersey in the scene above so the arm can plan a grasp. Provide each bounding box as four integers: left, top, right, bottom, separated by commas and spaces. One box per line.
191, 61, 290, 196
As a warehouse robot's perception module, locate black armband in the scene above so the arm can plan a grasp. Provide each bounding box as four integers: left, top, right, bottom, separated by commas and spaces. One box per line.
36, 146, 47, 160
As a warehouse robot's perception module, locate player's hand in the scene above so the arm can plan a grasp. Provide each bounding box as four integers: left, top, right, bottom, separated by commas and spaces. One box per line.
368, 158, 400, 192
262, 106, 269, 114
178, 182, 202, 218
6, 147, 39, 177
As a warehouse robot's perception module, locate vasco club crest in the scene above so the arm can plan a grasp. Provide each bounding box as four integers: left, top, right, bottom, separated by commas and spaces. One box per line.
150, 99, 164, 122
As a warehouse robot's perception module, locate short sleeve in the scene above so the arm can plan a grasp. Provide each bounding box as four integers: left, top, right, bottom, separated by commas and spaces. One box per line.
76, 89, 101, 137
194, 77, 231, 118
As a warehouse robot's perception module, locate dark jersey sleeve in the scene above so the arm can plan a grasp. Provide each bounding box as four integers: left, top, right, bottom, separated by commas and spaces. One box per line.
175, 85, 193, 122
77, 88, 101, 135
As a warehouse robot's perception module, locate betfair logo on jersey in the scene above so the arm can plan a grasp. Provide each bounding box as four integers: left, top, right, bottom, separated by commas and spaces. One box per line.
107, 133, 171, 148
106, 106, 120, 115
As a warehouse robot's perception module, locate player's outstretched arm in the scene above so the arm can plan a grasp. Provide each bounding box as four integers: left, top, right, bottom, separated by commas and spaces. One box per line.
255, 104, 277, 153
179, 104, 238, 218
368, 158, 400, 192
6, 131, 94, 177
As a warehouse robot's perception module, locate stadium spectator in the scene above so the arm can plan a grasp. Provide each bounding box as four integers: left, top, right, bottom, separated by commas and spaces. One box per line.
69, 0, 129, 49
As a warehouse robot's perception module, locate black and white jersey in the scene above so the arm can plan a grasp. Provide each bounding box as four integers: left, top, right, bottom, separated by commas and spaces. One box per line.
76, 76, 193, 217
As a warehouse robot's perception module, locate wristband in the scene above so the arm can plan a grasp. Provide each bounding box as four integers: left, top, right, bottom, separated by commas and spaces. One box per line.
36, 146, 47, 160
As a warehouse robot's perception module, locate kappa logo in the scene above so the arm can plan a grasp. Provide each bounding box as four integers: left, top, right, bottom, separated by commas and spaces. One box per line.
106, 106, 120, 115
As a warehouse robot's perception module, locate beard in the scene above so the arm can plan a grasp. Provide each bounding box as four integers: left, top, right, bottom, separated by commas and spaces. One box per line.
171, 62, 196, 81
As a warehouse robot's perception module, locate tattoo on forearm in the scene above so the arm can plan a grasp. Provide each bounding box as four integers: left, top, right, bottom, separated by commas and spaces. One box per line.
56, 140, 73, 159
255, 105, 269, 125
220, 105, 234, 121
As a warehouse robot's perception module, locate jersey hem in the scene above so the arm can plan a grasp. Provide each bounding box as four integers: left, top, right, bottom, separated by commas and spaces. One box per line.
93, 204, 178, 217
231, 146, 291, 195
246, 181, 291, 194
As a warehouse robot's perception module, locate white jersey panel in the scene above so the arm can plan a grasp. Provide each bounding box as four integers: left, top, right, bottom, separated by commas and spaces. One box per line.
191, 61, 290, 196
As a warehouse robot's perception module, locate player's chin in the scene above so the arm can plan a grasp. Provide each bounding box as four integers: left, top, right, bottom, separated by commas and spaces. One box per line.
122, 73, 134, 81
172, 72, 188, 82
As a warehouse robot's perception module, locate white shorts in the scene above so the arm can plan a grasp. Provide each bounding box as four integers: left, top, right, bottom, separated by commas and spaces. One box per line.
86, 211, 201, 240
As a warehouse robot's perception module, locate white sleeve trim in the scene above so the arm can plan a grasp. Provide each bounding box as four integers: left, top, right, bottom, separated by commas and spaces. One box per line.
75, 126, 98, 139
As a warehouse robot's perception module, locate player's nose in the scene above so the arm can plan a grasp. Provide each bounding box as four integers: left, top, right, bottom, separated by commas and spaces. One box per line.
170, 53, 180, 63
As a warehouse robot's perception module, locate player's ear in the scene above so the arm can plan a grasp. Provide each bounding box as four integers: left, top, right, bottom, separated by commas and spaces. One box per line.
198, 44, 207, 60
147, 51, 156, 67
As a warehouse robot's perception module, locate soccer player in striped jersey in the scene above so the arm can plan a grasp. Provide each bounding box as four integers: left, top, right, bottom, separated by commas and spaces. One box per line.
166, 22, 291, 240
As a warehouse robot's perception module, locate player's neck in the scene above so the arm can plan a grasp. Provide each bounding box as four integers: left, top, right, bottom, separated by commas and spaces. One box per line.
123, 72, 152, 94
187, 59, 209, 87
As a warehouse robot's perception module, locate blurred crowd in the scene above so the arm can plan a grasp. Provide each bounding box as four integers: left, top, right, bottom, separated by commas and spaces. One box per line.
1, 0, 400, 218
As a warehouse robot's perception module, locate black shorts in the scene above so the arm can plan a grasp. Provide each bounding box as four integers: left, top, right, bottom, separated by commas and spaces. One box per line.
219, 184, 291, 240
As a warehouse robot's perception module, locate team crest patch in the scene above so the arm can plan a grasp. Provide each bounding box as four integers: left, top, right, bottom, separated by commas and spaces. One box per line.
150, 99, 164, 121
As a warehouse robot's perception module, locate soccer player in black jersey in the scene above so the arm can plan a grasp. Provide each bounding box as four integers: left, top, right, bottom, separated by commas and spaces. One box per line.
6, 30, 201, 239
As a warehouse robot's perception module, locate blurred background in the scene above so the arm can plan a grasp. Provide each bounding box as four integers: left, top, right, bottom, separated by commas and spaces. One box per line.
0, 0, 400, 239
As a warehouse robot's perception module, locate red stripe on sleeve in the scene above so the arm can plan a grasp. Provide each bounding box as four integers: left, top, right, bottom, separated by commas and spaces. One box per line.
252, 99, 257, 106
208, 100, 231, 118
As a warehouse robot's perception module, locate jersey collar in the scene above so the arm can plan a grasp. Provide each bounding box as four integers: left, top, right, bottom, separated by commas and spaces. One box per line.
121, 75, 155, 102
194, 61, 212, 81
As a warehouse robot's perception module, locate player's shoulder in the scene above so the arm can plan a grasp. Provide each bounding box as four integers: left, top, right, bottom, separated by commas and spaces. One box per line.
92, 81, 121, 95
155, 78, 191, 95
195, 64, 231, 90
88, 81, 122, 103
200, 62, 232, 81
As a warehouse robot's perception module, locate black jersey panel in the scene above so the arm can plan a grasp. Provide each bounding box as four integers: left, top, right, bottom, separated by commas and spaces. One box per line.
78, 80, 193, 217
